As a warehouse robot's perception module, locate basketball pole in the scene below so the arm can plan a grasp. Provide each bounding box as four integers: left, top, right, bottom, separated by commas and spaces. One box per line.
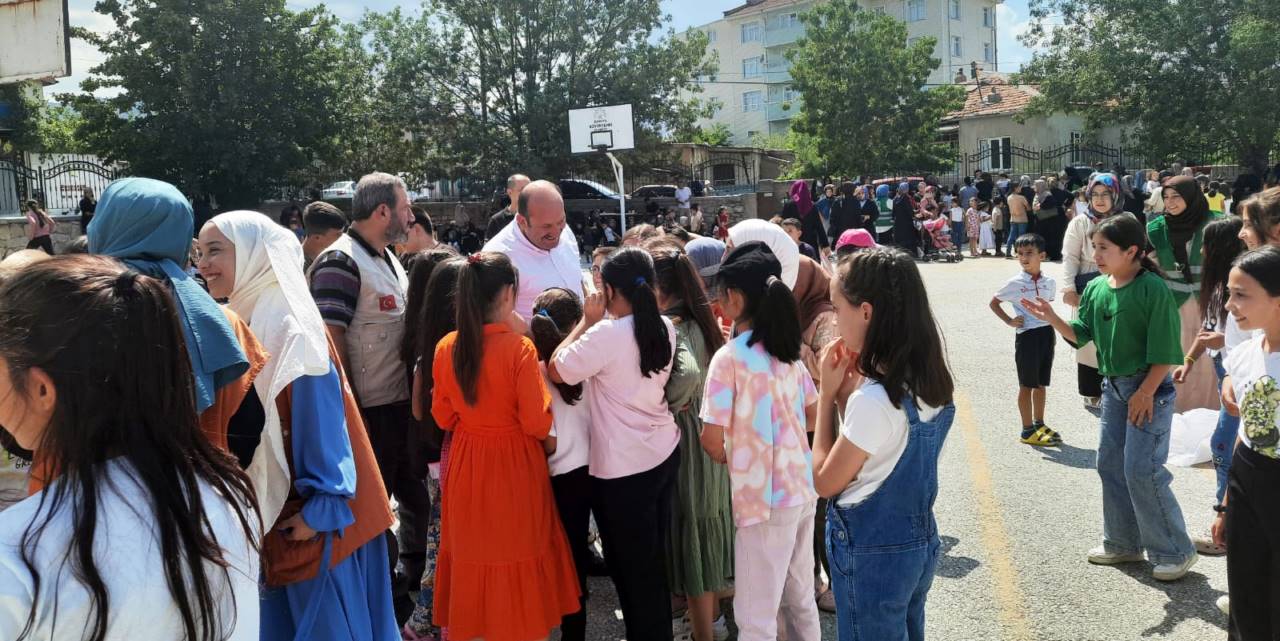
603, 149, 626, 231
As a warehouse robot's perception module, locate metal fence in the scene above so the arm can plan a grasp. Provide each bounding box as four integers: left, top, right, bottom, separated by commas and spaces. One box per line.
0, 154, 123, 216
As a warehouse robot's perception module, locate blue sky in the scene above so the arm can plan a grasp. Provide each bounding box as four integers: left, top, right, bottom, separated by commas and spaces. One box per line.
50, 0, 1038, 96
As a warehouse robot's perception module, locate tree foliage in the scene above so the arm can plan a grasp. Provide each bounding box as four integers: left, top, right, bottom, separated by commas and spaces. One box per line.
785, 0, 964, 176
68, 0, 353, 208
1017, 0, 1280, 174
685, 123, 733, 147
350, 0, 715, 189
0, 83, 87, 154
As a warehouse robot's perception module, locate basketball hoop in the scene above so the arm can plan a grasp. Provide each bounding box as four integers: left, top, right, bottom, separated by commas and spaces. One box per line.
569, 104, 635, 230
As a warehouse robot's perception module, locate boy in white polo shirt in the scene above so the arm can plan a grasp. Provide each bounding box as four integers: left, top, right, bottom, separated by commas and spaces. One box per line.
989, 233, 1062, 446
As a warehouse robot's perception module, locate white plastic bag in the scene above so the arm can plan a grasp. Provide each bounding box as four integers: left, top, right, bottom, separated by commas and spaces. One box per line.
1167, 408, 1220, 467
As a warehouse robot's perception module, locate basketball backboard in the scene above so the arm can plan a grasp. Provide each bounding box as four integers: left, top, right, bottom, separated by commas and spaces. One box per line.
568, 104, 634, 154
0, 0, 72, 85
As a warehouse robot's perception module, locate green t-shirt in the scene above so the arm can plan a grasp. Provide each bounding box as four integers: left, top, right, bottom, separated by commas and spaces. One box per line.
1069, 270, 1184, 377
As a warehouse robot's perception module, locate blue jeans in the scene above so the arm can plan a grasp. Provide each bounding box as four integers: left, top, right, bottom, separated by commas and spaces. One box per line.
950, 220, 964, 246
1006, 222, 1028, 254
1097, 373, 1195, 564
1210, 354, 1239, 505
826, 398, 955, 641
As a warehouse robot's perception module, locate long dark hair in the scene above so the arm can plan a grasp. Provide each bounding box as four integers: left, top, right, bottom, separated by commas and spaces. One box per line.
400, 247, 460, 374
836, 248, 954, 409
718, 242, 802, 363
413, 258, 464, 420
600, 247, 672, 377
454, 252, 518, 404
1234, 245, 1280, 297
529, 288, 584, 405
1091, 213, 1165, 277
647, 241, 725, 354
1199, 217, 1245, 327
0, 255, 259, 641
25, 200, 51, 229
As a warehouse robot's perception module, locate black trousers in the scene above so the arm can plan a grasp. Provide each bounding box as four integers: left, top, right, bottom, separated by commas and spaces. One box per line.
1226, 443, 1280, 641
553, 466, 592, 641
363, 401, 432, 588
26, 236, 53, 255
1078, 363, 1104, 398
592, 449, 680, 641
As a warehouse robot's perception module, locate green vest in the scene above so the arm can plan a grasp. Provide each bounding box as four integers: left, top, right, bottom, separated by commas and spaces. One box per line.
1146, 213, 1221, 307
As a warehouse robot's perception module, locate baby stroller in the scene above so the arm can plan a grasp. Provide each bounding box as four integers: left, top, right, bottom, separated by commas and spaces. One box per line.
920, 216, 963, 263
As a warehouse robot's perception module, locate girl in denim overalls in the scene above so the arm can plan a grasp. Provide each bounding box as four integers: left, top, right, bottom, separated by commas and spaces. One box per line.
1024, 214, 1197, 581
811, 247, 956, 641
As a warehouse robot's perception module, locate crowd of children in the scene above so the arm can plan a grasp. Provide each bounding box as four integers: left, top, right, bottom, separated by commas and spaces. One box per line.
2, 168, 1280, 641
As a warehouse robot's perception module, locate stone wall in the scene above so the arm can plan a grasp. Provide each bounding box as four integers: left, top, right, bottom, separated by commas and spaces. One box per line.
0, 215, 82, 259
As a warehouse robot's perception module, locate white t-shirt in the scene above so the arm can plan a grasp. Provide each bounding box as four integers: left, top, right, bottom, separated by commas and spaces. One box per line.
675, 187, 692, 208
1225, 335, 1280, 458
1074, 201, 1090, 218
949, 206, 964, 222
0, 448, 29, 512
553, 314, 680, 479
0, 460, 260, 640
836, 380, 940, 507
994, 270, 1057, 332
1219, 313, 1259, 360
542, 364, 592, 476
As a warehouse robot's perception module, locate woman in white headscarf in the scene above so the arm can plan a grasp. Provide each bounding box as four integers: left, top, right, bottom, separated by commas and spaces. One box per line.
197, 211, 397, 641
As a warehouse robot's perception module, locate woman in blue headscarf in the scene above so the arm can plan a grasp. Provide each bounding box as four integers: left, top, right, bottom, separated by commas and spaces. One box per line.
87, 177, 265, 455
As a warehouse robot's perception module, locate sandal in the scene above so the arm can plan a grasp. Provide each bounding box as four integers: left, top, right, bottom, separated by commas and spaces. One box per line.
1020, 425, 1062, 447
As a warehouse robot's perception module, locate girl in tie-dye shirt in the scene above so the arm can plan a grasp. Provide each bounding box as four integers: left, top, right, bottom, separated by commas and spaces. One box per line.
700, 241, 821, 641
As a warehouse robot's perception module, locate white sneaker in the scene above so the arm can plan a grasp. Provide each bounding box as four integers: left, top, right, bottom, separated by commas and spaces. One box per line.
1087, 546, 1145, 565
1152, 554, 1197, 581
1216, 595, 1230, 615
712, 615, 730, 641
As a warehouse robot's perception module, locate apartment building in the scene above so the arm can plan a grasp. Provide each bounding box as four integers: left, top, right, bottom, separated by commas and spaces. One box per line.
688, 0, 1002, 145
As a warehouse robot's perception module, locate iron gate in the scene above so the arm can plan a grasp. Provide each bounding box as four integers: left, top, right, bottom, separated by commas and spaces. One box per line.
0, 155, 122, 216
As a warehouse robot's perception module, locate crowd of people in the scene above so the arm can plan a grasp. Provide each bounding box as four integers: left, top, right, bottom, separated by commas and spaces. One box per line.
0, 161, 1277, 641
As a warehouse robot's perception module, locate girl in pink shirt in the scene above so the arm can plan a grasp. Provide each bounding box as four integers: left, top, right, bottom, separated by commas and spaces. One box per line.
24, 200, 55, 255
550, 246, 680, 641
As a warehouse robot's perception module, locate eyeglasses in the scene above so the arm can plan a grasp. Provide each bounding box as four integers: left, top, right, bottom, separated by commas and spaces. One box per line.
1089, 192, 1113, 201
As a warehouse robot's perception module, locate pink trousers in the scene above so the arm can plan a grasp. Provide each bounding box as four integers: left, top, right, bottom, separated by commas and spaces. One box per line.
733, 503, 821, 641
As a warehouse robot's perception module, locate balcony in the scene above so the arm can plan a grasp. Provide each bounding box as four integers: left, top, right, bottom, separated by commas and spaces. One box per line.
764, 59, 792, 83
763, 21, 805, 48
767, 98, 799, 121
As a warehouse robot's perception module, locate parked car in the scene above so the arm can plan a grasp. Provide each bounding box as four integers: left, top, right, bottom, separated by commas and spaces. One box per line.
558, 179, 627, 212
630, 184, 677, 199
322, 180, 356, 199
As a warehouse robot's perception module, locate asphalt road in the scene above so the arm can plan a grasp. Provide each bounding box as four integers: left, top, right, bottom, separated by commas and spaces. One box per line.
574, 253, 1229, 641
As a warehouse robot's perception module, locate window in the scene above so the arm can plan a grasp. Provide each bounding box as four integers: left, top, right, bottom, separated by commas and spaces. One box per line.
874, 6, 886, 13
983, 7, 994, 27
783, 87, 801, 102
984, 137, 1013, 171
983, 42, 992, 62
951, 36, 962, 57
747, 130, 761, 140
1070, 131, 1084, 163
907, 0, 926, 21
741, 22, 762, 42
742, 56, 763, 77
706, 28, 717, 43
949, 0, 961, 20
742, 91, 763, 112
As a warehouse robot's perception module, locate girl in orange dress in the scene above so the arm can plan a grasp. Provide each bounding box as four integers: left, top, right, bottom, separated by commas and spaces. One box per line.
430, 252, 581, 641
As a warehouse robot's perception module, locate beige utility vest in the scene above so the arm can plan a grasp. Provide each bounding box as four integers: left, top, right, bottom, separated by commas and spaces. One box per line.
326, 232, 409, 408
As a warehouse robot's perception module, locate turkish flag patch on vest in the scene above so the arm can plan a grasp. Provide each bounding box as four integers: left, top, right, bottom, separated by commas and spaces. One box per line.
379, 295, 397, 312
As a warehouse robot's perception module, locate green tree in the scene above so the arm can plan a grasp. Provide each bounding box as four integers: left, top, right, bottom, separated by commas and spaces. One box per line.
785, 0, 963, 176
0, 83, 86, 154
1017, 0, 1280, 175
68, 0, 353, 208
686, 123, 733, 146
354, 0, 715, 187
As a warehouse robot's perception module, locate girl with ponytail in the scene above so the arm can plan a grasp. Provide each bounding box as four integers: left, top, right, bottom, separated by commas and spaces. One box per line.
1024, 213, 1198, 581
430, 252, 581, 641
647, 240, 733, 641
528, 287, 592, 641
698, 241, 821, 641
549, 246, 681, 640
